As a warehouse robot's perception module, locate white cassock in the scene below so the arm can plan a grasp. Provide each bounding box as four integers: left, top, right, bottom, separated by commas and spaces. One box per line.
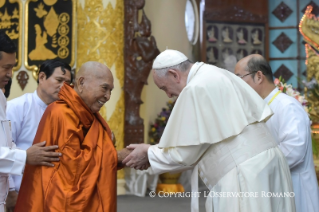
148, 62, 296, 212
0, 90, 26, 212
264, 88, 319, 212
6, 90, 47, 192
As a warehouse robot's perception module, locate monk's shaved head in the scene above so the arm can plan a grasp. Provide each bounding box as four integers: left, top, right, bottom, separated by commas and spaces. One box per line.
75, 61, 113, 87
74, 61, 114, 113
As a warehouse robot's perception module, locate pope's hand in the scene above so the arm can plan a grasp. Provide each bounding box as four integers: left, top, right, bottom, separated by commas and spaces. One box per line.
26, 141, 62, 167
123, 144, 151, 170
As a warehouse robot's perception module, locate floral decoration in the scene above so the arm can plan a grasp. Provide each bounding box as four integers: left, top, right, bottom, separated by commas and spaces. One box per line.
274, 76, 319, 155
149, 100, 175, 145
274, 76, 309, 115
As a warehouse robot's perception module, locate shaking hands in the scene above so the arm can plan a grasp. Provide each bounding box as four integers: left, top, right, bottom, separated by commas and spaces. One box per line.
121, 143, 151, 170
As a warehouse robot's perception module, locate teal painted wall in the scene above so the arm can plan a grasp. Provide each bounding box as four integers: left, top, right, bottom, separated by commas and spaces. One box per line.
268, 0, 319, 88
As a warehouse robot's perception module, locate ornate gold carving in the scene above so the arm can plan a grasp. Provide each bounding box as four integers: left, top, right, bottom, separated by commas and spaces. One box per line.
57, 46, 68, 58
58, 35, 69, 46
58, 24, 69, 35
25, 0, 75, 80
108, 93, 125, 179
59, 12, 69, 24
28, 24, 57, 60
34, 3, 47, 18
44, 7, 59, 36
43, 0, 57, 6
0, 0, 5, 8
300, 6, 319, 51
305, 44, 318, 81
77, 0, 125, 179
301, 6, 319, 182
301, 8, 319, 123
0, 0, 22, 71
99, 105, 107, 121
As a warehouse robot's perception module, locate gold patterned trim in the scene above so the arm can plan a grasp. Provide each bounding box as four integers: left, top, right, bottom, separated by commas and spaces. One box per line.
8, 0, 22, 71
76, 0, 125, 179
299, 6, 319, 51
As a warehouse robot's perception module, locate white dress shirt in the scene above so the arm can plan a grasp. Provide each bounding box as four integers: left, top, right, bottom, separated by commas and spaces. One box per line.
264, 87, 319, 212
6, 90, 47, 191
0, 90, 26, 210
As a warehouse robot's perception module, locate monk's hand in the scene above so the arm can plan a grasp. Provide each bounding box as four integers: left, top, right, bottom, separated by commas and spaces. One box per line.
123, 144, 151, 170
117, 148, 132, 165
26, 141, 62, 167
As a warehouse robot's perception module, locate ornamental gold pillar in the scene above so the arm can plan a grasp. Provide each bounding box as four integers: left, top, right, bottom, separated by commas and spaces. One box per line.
76, 0, 125, 193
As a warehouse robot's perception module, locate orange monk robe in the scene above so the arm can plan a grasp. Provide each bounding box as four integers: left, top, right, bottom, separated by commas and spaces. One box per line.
15, 84, 118, 212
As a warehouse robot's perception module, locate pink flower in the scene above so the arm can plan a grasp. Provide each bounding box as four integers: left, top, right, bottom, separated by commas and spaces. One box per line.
274, 78, 280, 85
279, 86, 284, 91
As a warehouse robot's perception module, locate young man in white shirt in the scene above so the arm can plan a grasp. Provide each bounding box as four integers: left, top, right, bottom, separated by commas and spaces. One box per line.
235, 54, 319, 212
5, 59, 72, 210
0, 31, 62, 212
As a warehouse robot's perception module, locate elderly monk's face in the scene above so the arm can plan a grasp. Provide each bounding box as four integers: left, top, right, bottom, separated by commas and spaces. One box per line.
81, 69, 114, 113
39, 67, 72, 102
152, 70, 181, 98
0, 51, 15, 89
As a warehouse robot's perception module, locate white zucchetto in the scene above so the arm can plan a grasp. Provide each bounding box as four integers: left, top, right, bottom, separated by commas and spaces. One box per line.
152, 49, 188, 69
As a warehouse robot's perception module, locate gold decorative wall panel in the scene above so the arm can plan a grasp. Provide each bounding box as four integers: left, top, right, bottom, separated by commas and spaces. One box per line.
0, 0, 22, 71
300, 6, 319, 52
25, 0, 75, 79
77, 0, 125, 179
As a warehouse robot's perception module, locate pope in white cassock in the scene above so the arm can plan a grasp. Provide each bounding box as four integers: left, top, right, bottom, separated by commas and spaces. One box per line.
235, 54, 319, 212
123, 49, 296, 212
0, 31, 61, 212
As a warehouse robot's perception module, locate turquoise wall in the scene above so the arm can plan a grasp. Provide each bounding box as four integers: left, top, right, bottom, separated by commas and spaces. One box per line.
268, 0, 318, 88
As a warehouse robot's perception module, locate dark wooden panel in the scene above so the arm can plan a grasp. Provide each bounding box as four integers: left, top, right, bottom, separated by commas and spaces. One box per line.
201, 0, 269, 62
124, 0, 160, 146
204, 0, 268, 23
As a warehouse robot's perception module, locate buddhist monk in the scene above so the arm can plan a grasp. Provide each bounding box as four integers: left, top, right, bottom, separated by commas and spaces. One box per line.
15, 61, 131, 212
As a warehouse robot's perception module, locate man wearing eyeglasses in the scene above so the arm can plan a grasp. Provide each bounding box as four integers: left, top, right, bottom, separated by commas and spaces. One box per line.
235, 54, 319, 212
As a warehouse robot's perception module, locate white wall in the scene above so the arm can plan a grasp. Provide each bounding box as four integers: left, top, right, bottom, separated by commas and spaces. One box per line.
140, 0, 194, 143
